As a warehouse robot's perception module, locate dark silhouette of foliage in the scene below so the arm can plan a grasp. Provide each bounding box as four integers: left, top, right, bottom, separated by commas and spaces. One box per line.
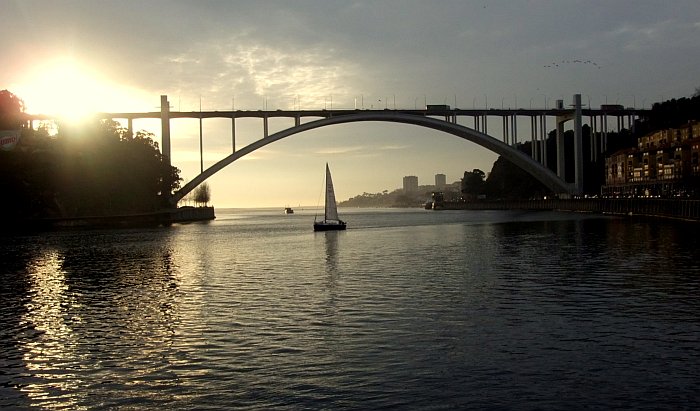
0, 90, 24, 129
645, 94, 700, 132
0, 93, 182, 222
484, 157, 549, 200
460, 169, 486, 198
193, 182, 211, 206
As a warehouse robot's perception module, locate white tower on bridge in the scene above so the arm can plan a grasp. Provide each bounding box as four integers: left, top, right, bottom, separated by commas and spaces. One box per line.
555, 94, 584, 194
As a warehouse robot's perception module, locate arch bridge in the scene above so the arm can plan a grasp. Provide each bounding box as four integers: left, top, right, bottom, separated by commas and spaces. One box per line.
30, 94, 646, 204
172, 111, 572, 205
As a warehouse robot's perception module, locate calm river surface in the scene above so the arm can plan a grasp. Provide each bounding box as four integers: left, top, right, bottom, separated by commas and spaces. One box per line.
1, 208, 698, 410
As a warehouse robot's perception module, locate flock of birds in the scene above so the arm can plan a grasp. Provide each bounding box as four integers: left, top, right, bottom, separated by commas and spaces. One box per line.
544, 59, 602, 69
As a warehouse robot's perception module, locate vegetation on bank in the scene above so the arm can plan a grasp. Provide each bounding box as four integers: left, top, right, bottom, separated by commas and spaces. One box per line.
340, 188, 441, 208
180, 182, 212, 207
0, 90, 182, 221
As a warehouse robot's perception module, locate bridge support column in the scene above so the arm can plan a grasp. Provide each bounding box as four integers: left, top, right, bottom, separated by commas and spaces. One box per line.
263, 114, 269, 138
127, 118, 133, 138
573, 94, 584, 194
629, 114, 636, 133
231, 114, 236, 152
530, 116, 537, 161
556, 99, 566, 181
160, 95, 171, 168
540, 115, 547, 168
199, 113, 203, 173
603, 114, 608, 152
590, 115, 597, 162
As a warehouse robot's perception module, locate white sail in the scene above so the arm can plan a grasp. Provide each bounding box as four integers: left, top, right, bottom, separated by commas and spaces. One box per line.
324, 163, 340, 221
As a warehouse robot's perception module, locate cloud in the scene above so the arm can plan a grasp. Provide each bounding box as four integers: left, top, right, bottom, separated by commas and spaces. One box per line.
605, 19, 700, 52
378, 144, 410, 150
314, 146, 365, 155
150, 38, 364, 111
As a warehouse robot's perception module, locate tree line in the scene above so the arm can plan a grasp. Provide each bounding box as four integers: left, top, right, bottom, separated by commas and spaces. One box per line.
0, 90, 182, 221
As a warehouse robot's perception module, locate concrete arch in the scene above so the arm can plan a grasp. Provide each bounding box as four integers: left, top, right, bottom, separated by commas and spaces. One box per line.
171, 112, 572, 205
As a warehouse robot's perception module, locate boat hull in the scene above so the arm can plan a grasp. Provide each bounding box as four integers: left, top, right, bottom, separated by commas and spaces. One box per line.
313, 221, 347, 231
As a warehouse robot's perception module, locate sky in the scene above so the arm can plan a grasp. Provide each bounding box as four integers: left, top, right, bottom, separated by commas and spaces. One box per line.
3, 0, 700, 207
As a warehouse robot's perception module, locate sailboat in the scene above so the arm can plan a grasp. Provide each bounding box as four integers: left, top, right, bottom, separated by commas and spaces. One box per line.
314, 163, 347, 231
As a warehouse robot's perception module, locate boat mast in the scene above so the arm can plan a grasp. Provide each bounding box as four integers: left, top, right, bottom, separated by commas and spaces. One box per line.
324, 163, 330, 221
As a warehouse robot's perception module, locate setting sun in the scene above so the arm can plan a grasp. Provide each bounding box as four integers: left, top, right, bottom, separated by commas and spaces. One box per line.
12, 58, 150, 121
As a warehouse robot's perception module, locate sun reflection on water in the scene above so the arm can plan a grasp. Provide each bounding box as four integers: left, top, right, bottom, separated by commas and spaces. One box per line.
20, 249, 85, 409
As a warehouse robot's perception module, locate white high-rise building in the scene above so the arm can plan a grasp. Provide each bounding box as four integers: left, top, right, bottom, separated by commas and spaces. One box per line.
403, 175, 418, 193
435, 173, 446, 189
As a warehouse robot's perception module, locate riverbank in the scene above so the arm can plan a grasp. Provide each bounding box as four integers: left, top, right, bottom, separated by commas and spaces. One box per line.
9, 206, 216, 231
432, 198, 700, 221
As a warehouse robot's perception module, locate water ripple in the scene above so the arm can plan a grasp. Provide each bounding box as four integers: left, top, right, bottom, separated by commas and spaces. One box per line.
0, 210, 698, 409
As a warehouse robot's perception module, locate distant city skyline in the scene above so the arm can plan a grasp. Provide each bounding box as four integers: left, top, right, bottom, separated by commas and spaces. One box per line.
3, 1, 700, 207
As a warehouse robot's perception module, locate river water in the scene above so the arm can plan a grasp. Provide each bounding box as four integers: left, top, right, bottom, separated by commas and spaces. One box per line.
1, 208, 698, 410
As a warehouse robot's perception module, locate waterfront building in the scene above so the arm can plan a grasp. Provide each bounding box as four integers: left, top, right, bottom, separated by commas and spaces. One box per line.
603, 120, 700, 197
403, 176, 418, 193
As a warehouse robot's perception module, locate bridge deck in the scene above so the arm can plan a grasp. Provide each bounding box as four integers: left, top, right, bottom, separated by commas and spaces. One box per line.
24, 107, 649, 121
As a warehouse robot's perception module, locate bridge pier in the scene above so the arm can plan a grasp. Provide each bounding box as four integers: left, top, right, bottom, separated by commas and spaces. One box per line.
474, 114, 487, 133
556, 99, 566, 181
160, 95, 171, 168
199, 111, 203, 173
530, 116, 538, 162
603, 113, 608, 152
502, 115, 518, 146
573, 94, 584, 194
540, 115, 547, 168
590, 115, 596, 162
231, 114, 236, 152
530, 114, 548, 167
554, 95, 584, 194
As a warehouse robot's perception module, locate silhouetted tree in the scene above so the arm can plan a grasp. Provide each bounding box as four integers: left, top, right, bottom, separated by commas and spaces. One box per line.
461, 169, 486, 199
485, 157, 551, 200
0, 89, 24, 129
1, 92, 182, 222
193, 182, 211, 206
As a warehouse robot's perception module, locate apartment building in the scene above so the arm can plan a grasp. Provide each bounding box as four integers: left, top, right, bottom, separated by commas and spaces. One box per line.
604, 120, 700, 196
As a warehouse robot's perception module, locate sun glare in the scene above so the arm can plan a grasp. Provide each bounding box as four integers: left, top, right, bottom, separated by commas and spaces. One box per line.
13, 58, 149, 122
